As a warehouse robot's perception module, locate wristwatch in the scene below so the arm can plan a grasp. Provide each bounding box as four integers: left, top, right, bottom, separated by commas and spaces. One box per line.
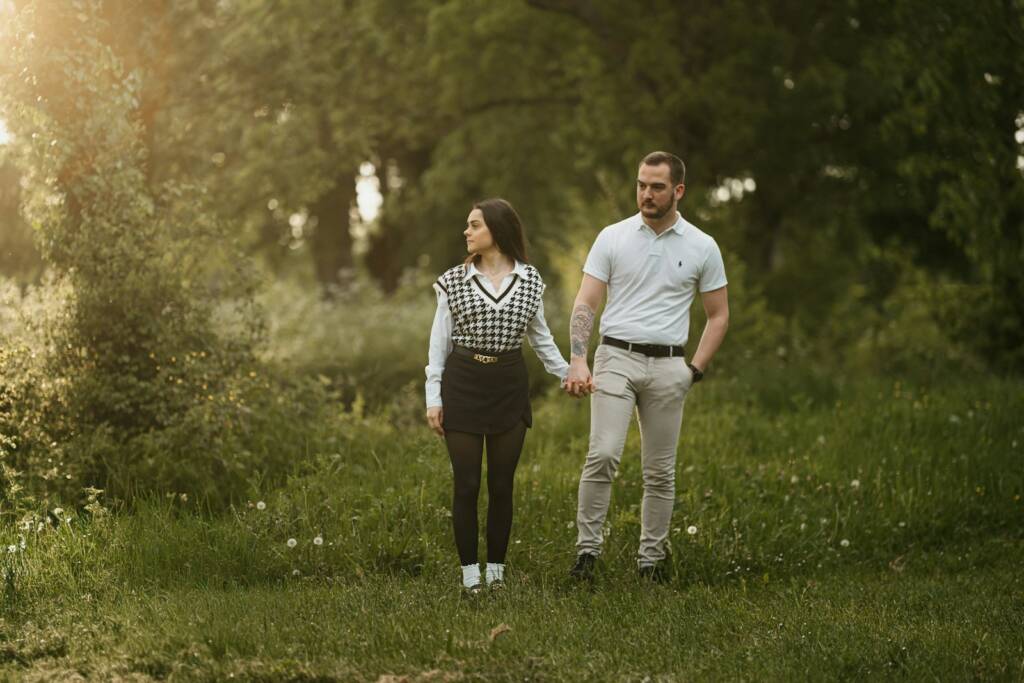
687, 362, 704, 383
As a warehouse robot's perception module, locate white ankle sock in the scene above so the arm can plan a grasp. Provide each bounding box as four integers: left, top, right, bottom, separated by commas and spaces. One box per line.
485, 562, 504, 584
461, 564, 481, 588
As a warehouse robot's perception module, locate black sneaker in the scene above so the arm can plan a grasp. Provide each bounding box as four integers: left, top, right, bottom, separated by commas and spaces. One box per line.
568, 553, 598, 582
637, 562, 671, 584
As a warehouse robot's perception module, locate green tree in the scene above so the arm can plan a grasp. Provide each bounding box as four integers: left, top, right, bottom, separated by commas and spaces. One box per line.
0, 154, 42, 281
0, 0, 258, 502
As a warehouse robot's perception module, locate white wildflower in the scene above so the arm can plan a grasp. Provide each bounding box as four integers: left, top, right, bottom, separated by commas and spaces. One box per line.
286, 538, 297, 548
840, 539, 850, 547
313, 536, 323, 546
790, 475, 800, 484
850, 479, 860, 489
256, 501, 266, 511
687, 525, 698, 535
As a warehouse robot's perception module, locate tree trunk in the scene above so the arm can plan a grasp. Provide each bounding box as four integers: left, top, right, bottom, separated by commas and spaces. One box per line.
309, 176, 355, 293
366, 147, 432, 293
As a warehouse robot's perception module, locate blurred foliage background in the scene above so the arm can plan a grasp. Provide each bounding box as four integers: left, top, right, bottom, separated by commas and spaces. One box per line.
0, 0, 1021, 509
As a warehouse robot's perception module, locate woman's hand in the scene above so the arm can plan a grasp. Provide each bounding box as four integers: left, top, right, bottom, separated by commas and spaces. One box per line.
426, 406, 444, 437
565, 358, 595, 398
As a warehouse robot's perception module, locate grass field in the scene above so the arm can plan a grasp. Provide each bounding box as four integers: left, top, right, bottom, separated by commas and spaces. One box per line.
2, 376, 1022, 680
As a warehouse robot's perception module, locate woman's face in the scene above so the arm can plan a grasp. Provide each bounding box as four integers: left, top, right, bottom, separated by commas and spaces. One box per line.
464, 208, 495, 255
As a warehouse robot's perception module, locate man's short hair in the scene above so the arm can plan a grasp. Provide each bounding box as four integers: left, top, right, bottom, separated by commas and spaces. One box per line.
640, 151, 686, 186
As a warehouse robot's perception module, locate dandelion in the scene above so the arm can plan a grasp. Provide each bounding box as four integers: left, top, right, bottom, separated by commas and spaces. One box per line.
313, 536, 323, 546
256, 501, 266, 511
292, 569, 300, 576
850, 479, 860, 489
286, 538, 297, 548
799, 523, 807, 531
840, 539, 850, 547
52, 507, 64, 516
687, 525, 698, 535
790, 475, 800, 484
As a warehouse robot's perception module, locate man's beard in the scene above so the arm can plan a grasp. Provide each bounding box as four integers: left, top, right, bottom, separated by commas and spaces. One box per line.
640, 198, 673, 219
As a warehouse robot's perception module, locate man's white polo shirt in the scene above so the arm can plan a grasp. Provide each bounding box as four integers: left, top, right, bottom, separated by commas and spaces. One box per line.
583, 212, 727, 347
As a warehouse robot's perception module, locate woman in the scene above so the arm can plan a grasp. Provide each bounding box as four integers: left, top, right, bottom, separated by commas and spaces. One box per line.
425, 198, 568, 594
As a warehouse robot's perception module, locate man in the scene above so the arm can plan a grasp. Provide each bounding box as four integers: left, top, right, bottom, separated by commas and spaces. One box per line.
565, 150, 729, 582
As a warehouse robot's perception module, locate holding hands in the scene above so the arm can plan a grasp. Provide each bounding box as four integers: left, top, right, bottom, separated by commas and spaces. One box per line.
564, 357, 595, 398
565, 279, 604, 399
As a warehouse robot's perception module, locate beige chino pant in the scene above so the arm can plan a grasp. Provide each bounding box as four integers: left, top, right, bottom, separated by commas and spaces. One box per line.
575, 344, 693, 565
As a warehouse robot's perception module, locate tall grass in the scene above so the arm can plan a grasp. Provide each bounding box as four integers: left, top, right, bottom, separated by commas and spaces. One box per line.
6, 376, 1019, 592
1, 376, 1020, 678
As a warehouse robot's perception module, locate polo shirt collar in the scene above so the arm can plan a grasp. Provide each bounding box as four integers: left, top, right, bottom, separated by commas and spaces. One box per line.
636, 211, 687, 236
463, 259, 528, 280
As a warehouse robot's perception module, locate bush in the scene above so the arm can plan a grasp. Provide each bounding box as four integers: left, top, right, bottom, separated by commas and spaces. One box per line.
257, 270, 437, 410
0, 5, 261, 511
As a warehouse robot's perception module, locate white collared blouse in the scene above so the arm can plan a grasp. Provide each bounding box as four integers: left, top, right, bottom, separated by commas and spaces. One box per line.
425, 260, 569, 409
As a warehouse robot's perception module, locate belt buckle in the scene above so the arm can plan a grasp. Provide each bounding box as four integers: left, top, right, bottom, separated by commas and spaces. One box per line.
473, 353, 498, 364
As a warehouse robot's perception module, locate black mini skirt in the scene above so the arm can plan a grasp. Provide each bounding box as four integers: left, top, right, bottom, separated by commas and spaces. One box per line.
441, 346, 532, 435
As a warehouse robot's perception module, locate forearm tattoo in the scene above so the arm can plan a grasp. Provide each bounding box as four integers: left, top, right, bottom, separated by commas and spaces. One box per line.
570, 303, 596, 358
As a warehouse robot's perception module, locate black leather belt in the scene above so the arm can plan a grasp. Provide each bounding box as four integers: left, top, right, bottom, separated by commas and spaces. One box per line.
453, 345, 522, 365
602, 336, 684, 358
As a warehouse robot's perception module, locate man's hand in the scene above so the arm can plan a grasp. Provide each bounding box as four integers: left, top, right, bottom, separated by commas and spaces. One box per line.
565, 357, 595, 398
565, 275, 606, 399
426, 406, 444, 436
689, 285, 729, 376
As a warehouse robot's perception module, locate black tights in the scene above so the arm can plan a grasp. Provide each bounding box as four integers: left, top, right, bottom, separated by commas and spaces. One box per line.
444, 421, 527, 566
